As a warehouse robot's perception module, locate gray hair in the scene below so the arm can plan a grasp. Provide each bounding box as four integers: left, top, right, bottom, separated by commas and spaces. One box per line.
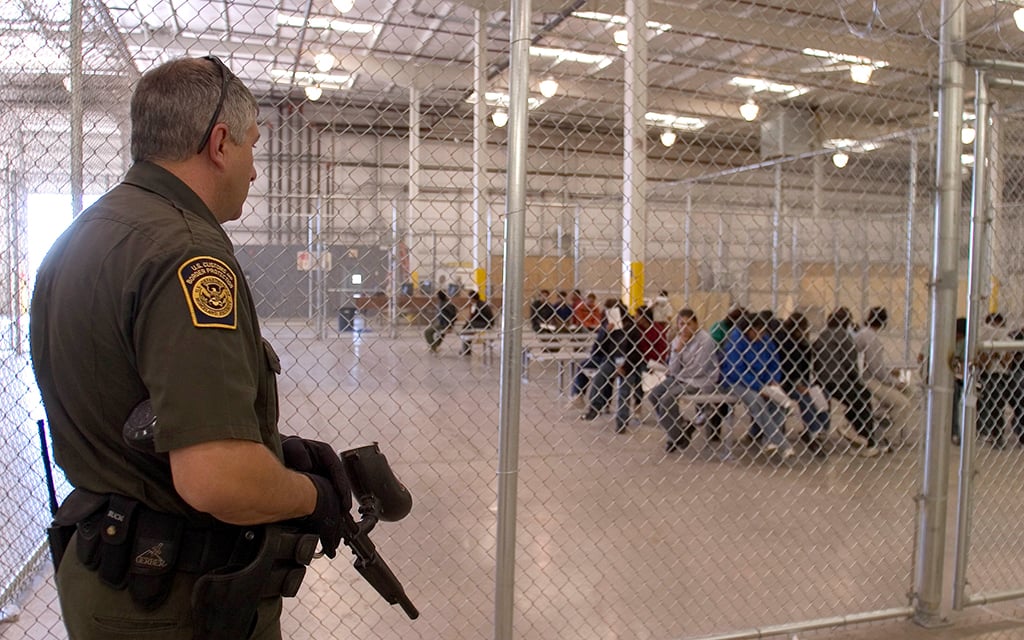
130, 57, 258, 163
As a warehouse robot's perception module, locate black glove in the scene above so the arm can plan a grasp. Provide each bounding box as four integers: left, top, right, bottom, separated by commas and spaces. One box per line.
281, 436, 353, 513
299, 473, 347, 558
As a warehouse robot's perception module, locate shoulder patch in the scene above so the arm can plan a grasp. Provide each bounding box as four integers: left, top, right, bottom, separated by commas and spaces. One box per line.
177, 256, 238, 329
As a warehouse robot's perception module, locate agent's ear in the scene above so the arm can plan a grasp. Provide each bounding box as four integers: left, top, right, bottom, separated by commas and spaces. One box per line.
204, 123, 231, 168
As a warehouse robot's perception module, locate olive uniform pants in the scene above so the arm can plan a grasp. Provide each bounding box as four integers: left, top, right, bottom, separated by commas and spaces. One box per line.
56, 533, 283, 640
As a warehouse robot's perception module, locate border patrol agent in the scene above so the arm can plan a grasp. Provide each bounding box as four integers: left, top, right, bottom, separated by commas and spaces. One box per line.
30, 57, 351, 639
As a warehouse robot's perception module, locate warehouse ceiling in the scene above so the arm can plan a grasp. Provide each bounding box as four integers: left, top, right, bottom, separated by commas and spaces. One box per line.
3, 0, 1024, 157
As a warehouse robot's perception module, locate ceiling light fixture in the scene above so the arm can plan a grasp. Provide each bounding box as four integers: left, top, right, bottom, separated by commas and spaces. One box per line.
613, 29, 629, 50
332, 0, 355, 13
739, 98, 760, 121
832, 151, 850, 168
849, 64, 874, 84
314, 53, 337, 72
491, 110, 508, 128
1015, 7, 1024, 31
538, 77, 559, 98
659, 129, 677, 147
304, 85, 323, 101
961, 125, 976, 145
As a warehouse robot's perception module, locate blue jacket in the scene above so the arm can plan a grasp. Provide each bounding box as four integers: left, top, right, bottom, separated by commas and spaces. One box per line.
722, 327, 781, 391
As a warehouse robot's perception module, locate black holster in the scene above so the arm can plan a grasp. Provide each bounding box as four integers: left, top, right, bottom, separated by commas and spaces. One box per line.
48, 488, 108, 573
191, 526, 318, 640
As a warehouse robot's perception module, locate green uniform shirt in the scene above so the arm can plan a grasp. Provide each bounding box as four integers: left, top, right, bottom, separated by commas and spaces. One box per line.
30, 161, 282, 518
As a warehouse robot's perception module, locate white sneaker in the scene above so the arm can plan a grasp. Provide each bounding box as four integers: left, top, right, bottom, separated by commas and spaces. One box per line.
763, 443, 780, 456
836, 422, 868, 447
857, 445, 880, 458
781, 447, 796, 460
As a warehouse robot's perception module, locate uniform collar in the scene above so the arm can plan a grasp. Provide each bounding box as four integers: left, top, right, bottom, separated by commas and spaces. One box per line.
123, 161, 224, 234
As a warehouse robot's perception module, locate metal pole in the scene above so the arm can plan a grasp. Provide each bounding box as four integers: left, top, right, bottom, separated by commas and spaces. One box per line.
472, 11, 489, 298
573, 204, 581, 291
684, 192, 691, 300
690, 607, 915, 640
903, 137, 918, 362
409, 87, 421, 291
390, 202, 399, 338
494, 0, 530, 633
771, 165, 781, 311
953, 69, 990, 611
621, 0, 648, 312
70, 0, 84, 218
914, 0, 965, 625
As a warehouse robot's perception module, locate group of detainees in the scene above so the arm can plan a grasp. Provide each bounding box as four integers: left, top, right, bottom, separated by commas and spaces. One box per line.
559, 296, 1024, 461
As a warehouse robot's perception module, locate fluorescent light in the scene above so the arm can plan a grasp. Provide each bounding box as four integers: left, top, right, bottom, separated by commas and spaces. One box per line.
571, 11, 672, 32
314, 53, 336, 72
824, 138, 880, 153
832, 151, 849, 168
849, 64, 873, 84
538, 77, 559, 98
729, 76, 810, 99
659, 129, 676, 147
613, 29, 629, 49
530, 46, 614, 69
276, 13, 375, 34
802, 48, 888, 68
739, 98, 759, 121
270, 69, 352, 89
1014, 7, 1024, 31
304, 85, 323, 101
491, 110, 508, 127
332, 0, 355, 13
961, 126, 976, 145
645, 111, 705, 131
464, 91, 542, 110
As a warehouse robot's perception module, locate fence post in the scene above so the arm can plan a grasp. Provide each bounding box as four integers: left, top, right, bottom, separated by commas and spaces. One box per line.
913, 0, 966, 626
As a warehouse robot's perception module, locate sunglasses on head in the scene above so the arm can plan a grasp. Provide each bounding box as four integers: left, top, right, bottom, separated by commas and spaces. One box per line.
196, 55, 231, 154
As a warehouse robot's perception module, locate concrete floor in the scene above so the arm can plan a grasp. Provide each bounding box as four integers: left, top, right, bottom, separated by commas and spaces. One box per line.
4, 321, 1024, 640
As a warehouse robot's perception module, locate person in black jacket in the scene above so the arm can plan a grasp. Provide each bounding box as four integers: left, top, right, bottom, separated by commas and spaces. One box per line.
425, 290, 458, 352
777, 312, 830, 457
459, 293, 496, 355
582, 303, 645, 433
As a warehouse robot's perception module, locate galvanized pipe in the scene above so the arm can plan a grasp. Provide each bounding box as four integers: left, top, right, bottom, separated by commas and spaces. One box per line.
954, 71, 990, 610
903, 137, 918, 362
70, 0, 84, 218
493, 0, 531, 633
688, 606, 915, 640
472, 11, 489, 297
914, 0, 966, 625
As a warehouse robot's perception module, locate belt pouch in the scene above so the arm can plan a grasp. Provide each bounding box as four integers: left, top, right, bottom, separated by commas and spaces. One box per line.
47, 524, 76, 572
129, 509, 184, 610
191, 529, 270, 640
97, 495, 139, 589
75, 511, 104, 570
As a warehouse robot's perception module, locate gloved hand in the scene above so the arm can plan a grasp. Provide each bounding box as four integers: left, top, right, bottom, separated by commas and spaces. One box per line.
299, 473, 347, 558
281, 436, 352, 514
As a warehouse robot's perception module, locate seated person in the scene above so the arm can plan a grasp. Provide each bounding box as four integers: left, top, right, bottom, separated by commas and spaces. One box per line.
552, 290, 574, 330
637, 305, 669, 365
814, 307, 886, 457
854, 306, 918, 444
460, 292, 496, 356
777, 313, 830, 457
581, 304, 645, 434
573, 292, 603, 330
722, 310, 794, 459
529, 289, 555, 332
648, 309, 718, 452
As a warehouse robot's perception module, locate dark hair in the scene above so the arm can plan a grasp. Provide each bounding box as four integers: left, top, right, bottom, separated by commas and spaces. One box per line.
866, 306, 888, 328
826, 307, 853, 329
677, 308, 697, 322
437, 290, 449, 302
986, 312, 1005, 326
636, 306, 654, 323
659, 289, 669, 296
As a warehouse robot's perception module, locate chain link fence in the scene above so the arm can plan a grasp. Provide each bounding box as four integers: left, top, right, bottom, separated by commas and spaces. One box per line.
3, 1, 1024, 639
